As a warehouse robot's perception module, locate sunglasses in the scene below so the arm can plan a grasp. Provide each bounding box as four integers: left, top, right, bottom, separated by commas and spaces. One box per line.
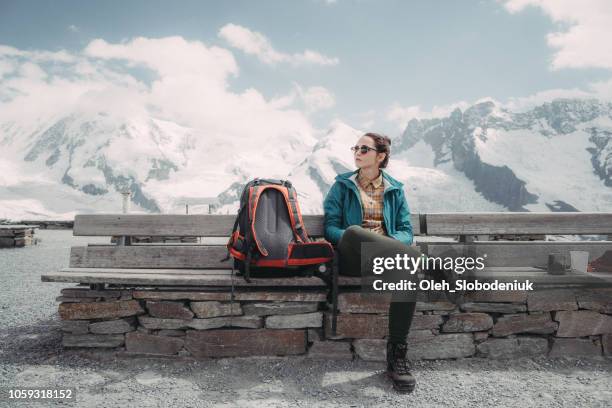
351, 145, 378, 154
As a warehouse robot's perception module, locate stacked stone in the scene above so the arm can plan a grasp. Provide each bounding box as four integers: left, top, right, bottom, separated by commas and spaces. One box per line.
57, 286, 612, 359
58, 287, 326, 357
324, 288, 612, 361
0, 226, 37, 248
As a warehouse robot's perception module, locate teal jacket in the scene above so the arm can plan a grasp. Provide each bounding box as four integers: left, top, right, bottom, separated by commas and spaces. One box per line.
323, 169, 414, 246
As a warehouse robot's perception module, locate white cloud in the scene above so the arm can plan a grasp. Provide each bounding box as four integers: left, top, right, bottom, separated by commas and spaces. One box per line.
218, 23, 339, 66
386, 100, 472, 129
68, 25, 79, 33
504, 87, 593, 111
0, 45, 76, 63
587, 77, 612, 100
0, 59, 15, 79
502, 0, 612, 70
294, 84, 336, 112
0, 36, 320, 149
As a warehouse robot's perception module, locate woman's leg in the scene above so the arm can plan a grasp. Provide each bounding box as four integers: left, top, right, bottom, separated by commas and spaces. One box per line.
337, 225, 421, 342
388, 301, 417, 343
337, 225, 420, 393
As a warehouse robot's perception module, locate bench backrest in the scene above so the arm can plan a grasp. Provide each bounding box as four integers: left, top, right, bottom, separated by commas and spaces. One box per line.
67, 212, 612, 271
424, 212, 612, 235
73, 214, 424, 238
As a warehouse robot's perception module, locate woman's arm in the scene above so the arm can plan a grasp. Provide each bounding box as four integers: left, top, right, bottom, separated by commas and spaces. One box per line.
390, 188, 414, 246
323, 181, 345, 245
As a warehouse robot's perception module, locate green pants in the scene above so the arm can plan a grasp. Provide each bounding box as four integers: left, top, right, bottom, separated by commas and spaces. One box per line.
337, 225, 420, 344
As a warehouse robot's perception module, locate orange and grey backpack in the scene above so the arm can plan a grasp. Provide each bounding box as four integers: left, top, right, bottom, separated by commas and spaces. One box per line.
225, 178, 334, 281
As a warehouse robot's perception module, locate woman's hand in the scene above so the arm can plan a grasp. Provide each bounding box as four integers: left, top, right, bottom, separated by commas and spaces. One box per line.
362, 220, 385, 234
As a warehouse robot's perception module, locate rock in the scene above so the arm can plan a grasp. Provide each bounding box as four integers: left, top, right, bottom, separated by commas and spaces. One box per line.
63, 334, 124, 348
527, 290, 577, 312
89, 317, 136, 334
517, 337, 549, 355
59, 300, 144, 320
416, 301, 457, 312
61, 320, 89, 334
185, 329, 306, 358
190, 301, 243, 318
189, 316, 262, 330
477, 337, 548, 358
307, 341, 353, 360
146, 301, 194, 320
492, 313, 557, 337
460, 302, 526, 314
576, 289, 612, 313
242, 302, 318, 316
134, 371, 163, 386
125, 332, 184, 355
442, 313, 493, 332
133, 290, 326, 302
411, 314, 444, 330
138, 315, 262, 330
464, 291, 527, 303
549, 338, 602, 358
354, 333, 475, 361
353, 339, 386, 361
337, 292, 390, 313
477, 338, 515, 358
409, 333, 475, 360
473, 331, 489, 342
158, 330, 186, 337
138, 316, 190, 330
602, 334, 612, 356
554, 310, 612, 337
408, 330, 437, 341
324, 313, 387, 339
324, 313, 442, 339
265, 312, 322, 329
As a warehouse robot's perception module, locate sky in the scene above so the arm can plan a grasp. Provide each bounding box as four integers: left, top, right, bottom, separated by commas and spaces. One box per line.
1, 0, 611, 137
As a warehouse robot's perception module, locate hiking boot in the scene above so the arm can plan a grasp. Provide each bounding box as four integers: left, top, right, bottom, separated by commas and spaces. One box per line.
386, 341, 416, 393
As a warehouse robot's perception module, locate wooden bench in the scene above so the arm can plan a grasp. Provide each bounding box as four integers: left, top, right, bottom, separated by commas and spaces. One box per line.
43, 212, 612, 360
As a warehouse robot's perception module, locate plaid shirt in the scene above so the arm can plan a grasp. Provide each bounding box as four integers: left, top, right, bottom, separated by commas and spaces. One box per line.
356, 170, 386, 236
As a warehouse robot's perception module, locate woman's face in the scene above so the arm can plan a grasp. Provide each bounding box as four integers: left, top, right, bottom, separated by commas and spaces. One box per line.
353, 135, 385, 169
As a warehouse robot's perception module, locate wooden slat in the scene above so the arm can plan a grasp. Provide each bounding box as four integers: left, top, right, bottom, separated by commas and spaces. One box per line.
70, 246, 232, 269
42, 270, 326, 287
424, 241, 612, 267
425, 212, 612, 235
62, 267, 232, 275
73, 213, 422, 237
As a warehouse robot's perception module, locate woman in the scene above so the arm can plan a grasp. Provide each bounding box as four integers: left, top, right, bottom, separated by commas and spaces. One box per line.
323, 132, 422, 393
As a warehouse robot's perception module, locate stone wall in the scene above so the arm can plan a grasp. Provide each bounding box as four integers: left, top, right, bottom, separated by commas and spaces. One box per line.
326, 289, 612, 361
58, 287, 325, 358
56, 286, 612, 360
0, 227, 37, 248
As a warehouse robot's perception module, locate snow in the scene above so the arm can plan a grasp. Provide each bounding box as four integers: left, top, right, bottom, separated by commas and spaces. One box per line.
474, 118, 612, 211
0, 100, 611, 221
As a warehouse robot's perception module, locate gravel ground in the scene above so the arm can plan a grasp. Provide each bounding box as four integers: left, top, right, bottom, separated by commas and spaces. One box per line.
1, 230, 611, 407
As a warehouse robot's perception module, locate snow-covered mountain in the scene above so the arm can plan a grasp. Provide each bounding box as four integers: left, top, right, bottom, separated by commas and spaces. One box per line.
0, 97, 610, 220
396, 98, 612, 212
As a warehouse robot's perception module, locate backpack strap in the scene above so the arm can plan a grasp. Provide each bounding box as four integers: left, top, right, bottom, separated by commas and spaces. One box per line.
248, 185, 269, 257
221, 186, 249, 262
286, 183, 310, 243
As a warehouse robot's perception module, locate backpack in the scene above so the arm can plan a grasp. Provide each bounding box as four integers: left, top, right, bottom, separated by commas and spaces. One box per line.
225, 178, 334, 281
